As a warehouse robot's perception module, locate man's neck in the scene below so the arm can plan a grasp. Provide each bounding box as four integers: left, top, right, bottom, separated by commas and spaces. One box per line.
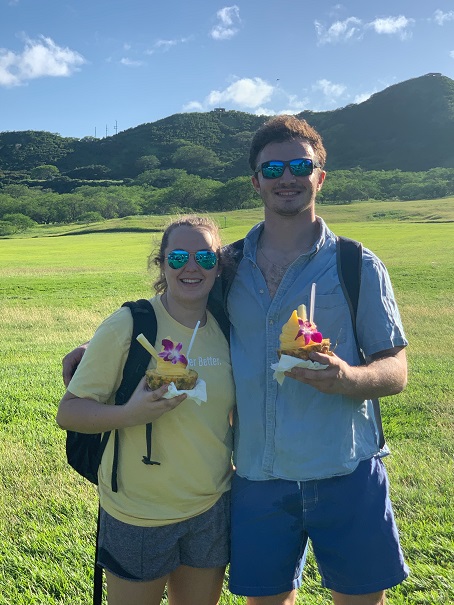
261, 212, 319, 254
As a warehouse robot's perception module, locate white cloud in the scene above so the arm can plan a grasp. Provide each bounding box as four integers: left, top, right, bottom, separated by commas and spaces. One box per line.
0, 36, 85, 87
253, 106, 274, 116
369, 16, 413, 37
316, 14, 414, 44
433, 10, 454, 25
210, 6, 241, 40
450, 50, 454, 59
313, 79, 346, 102
182, 100, 204, 112
354, 91, 373, 104
145, 37, 191, 55
207, 77, 273, 108
183, 77, 311, 115
315, 17, 362, 44
120, 57, 144, 67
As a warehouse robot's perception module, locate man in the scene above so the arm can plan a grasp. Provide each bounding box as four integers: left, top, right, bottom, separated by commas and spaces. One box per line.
219, 115, 408, 605
63, 116, 409, 605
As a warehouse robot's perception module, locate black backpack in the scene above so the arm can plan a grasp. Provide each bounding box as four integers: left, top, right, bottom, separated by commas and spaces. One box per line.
65, 299, 160, 492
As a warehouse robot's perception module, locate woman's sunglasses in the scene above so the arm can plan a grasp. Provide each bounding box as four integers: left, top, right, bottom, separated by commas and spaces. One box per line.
255, 158, 322, 179
166, 249, 218, 270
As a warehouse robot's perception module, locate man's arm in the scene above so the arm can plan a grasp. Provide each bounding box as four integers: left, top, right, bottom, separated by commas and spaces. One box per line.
286, 346, 407, 399
62, 342, 89, 387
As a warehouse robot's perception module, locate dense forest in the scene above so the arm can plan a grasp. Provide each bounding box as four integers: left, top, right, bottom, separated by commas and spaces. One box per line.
1, 73, 454, 234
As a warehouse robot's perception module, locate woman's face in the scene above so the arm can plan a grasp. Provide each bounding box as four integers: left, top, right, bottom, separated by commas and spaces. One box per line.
162, 225, 219, 308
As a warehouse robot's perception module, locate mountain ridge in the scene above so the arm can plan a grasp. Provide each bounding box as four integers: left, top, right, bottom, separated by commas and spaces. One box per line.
1, 73, 453, 177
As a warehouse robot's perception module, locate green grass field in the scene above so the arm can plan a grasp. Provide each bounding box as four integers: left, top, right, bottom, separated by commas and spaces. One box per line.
0, 201, 453, 604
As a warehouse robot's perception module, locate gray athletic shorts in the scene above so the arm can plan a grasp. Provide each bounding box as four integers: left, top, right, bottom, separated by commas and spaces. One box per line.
97, 491, 230, 582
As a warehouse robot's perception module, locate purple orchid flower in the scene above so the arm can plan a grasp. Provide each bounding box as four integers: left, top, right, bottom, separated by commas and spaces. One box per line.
158, 339, 188, 365
295, 319, 323, 345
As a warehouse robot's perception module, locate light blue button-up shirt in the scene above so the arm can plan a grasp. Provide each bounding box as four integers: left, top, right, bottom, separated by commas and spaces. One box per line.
228, 219, 407, 481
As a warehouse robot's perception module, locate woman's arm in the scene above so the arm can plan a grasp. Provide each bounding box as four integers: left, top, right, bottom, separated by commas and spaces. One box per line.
56, 377, 187, 433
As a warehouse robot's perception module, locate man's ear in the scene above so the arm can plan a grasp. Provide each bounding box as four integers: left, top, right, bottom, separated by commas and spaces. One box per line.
317, 170, 326, 191
251, 174, 260, 194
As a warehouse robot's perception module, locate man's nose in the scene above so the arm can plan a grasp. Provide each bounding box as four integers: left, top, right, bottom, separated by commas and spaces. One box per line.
279, 166, 296, 182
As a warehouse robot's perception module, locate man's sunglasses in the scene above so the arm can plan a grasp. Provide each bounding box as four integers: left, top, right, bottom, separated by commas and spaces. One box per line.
166, 249, 218, 270
255, 158, 322, 179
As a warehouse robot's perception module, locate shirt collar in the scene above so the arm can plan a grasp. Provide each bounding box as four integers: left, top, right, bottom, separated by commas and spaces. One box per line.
243, 217, 331, 261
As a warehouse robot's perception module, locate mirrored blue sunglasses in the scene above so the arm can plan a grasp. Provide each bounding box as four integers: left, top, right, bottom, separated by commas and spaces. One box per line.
255, 158, 322, 179
166, 249, 218, 270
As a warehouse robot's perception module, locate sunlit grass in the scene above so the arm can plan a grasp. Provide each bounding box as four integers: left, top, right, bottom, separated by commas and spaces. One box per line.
0, 205, 452, 604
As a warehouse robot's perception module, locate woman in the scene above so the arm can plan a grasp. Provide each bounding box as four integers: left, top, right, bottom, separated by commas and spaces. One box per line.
57, 216, 234, 605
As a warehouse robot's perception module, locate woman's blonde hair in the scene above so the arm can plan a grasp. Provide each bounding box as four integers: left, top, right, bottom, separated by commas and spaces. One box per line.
148, 215, 222, 294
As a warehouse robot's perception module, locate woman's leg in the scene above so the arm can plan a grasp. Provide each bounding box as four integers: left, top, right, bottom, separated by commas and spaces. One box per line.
105, 569, 168, 605
167, 564, 226, 605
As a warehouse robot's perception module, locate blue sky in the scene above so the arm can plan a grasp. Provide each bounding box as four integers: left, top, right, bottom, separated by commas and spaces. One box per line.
1, 1, 454, 139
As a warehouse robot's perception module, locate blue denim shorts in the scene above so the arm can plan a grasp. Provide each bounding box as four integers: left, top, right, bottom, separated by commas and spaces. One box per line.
229, 457, 409, 597
98, 491, 230, 581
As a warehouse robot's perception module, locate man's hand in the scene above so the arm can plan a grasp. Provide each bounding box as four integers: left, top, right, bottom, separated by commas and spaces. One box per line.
62, 343, 89, 387
285, 347, 407, 400
285, 352, 354, 395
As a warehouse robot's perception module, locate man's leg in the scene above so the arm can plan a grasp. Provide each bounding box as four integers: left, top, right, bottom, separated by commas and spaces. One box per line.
247, 591, 297, 605
229, 475, 308, 598
307, 458, 408, 598
331, 589, 385, 605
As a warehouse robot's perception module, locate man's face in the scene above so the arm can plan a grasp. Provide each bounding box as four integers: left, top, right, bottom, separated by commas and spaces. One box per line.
251, 138, 326, 219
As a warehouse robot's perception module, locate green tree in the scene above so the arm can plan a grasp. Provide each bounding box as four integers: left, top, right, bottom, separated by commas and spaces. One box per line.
159, 174, 221, 212
78, 211, 105, 223
212, 176, 259, 210
133, 168, 187, 188
65, 165, 111, 180
136, 155, 161, 173
171, 145, 222, 178
30, 165, 60, 180
2, 213, 37, 232
0, 220, 17, 236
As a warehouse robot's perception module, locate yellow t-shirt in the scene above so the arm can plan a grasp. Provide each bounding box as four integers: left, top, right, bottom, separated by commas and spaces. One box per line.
68, 296, 235, 526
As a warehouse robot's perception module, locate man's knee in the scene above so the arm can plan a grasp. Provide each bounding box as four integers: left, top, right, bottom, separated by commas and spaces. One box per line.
331, 589, 386, 605
247, 590, 297, 605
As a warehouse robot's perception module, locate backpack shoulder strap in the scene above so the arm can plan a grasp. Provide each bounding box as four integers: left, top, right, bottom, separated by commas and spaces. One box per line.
207, 238, 244, 343
221, 238, 245, 304
336, 237, 385, 449
110, 299, 158, 492
336, 236, 362, 356
115, 299, 157, 404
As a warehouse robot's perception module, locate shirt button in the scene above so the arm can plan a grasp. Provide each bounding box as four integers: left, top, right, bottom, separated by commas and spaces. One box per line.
259, 289, 264, 294
269, 319, 274, 325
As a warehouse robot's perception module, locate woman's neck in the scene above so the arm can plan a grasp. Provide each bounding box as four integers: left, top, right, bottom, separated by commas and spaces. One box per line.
160, 292, 208, 328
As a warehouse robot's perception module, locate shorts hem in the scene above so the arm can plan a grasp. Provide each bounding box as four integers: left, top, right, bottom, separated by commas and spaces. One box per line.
229, 577, 302, 597
99, 561, 178, 583
321, 569, 410, 595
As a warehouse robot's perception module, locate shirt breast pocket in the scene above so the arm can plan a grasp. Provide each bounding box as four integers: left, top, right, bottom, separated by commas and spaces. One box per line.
314, 292, 350, 345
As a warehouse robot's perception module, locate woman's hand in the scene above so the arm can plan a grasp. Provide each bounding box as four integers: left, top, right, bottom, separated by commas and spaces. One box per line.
123, 377, 187, 427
